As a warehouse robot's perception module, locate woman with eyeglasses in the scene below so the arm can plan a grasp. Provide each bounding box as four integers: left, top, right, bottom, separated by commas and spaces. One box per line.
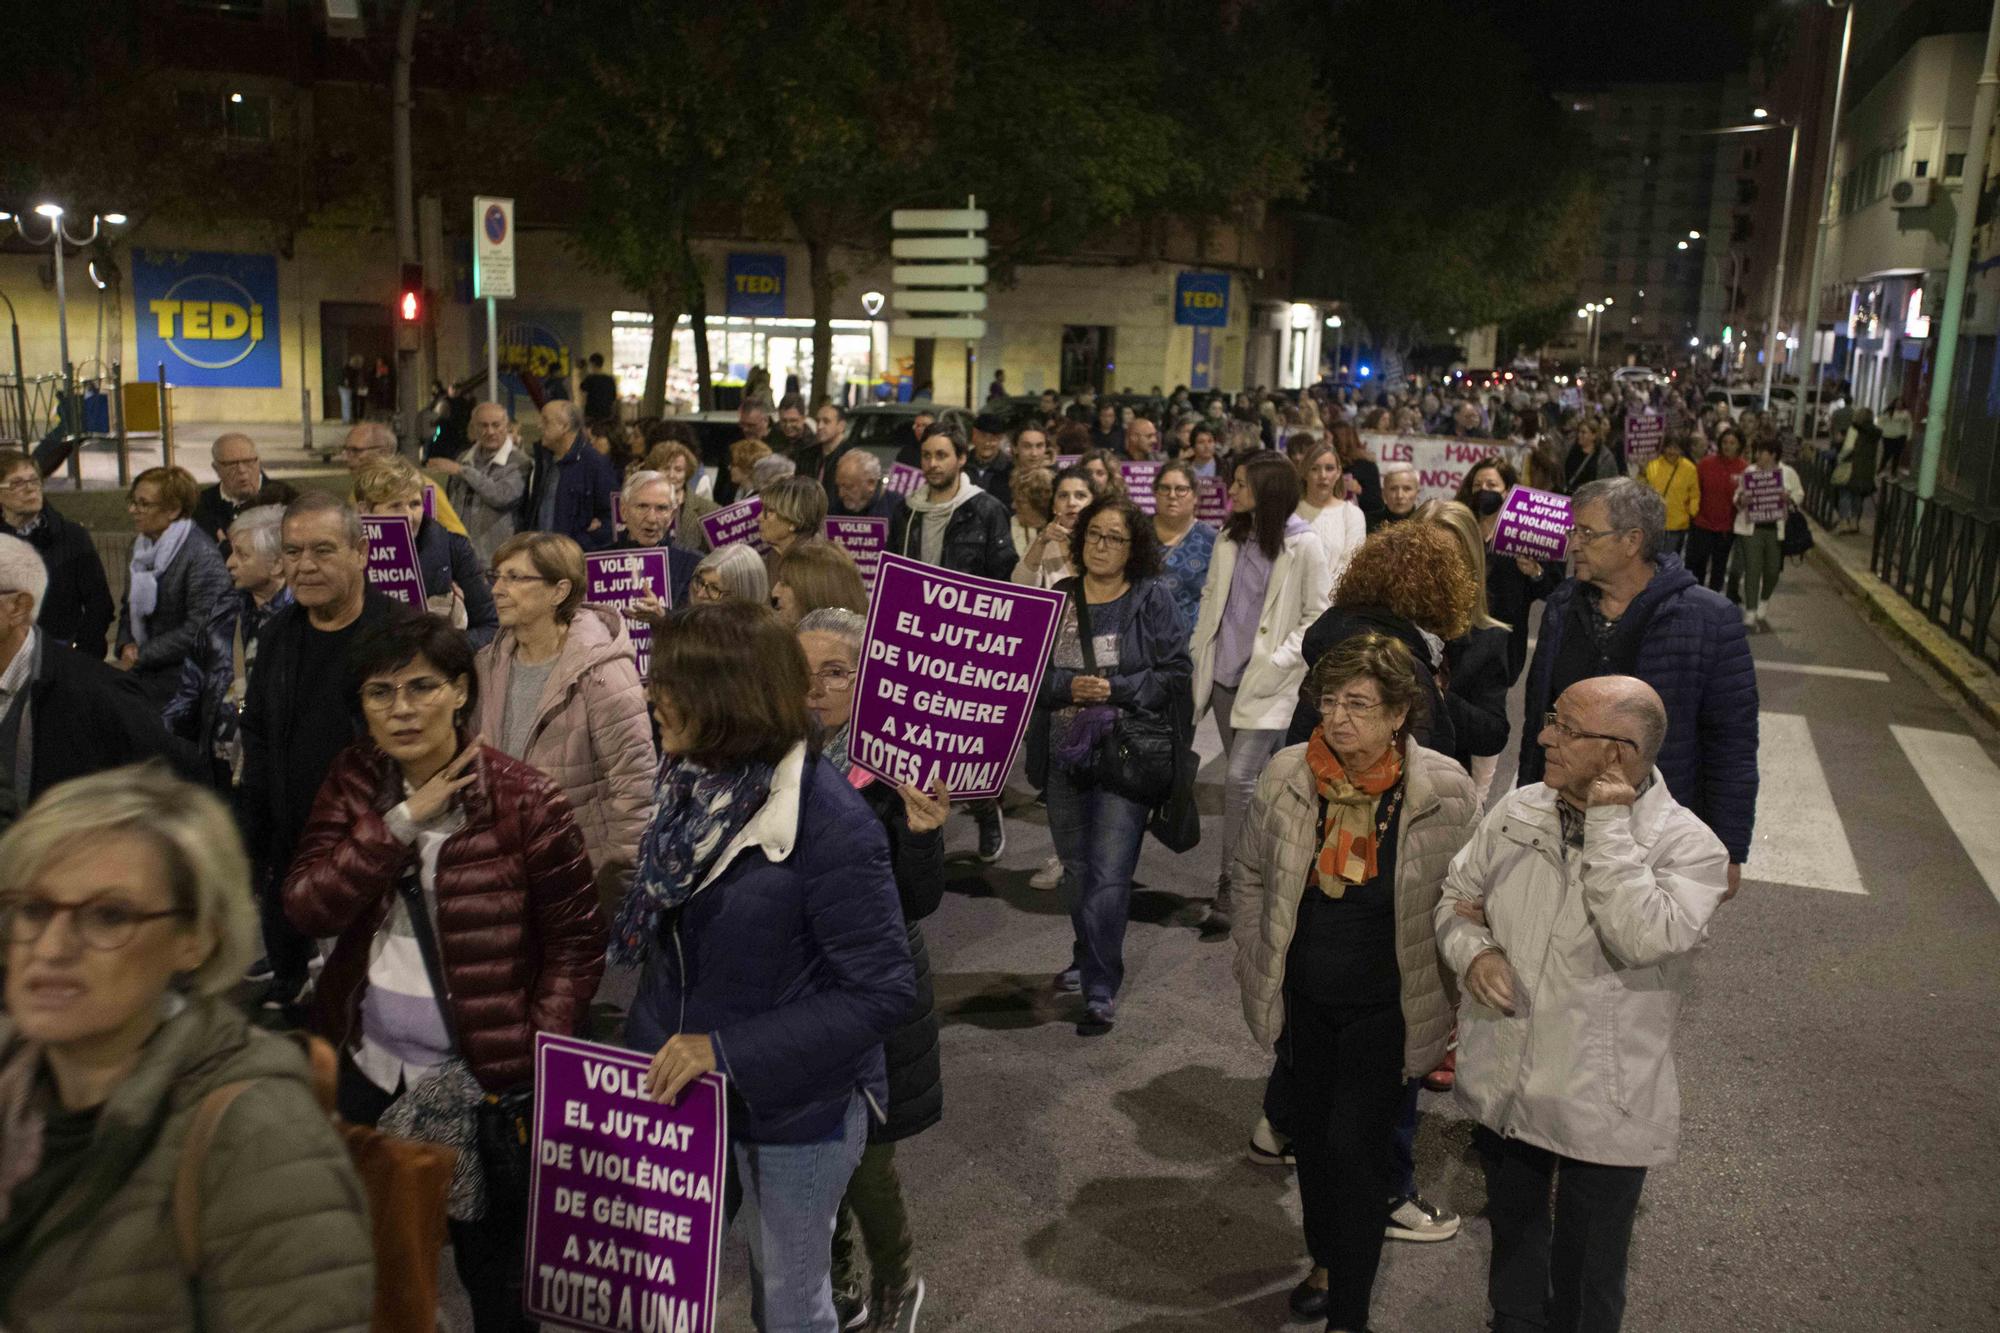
688, 543, 770, 607
0, 449, 114, 658
1153, 459, 1217, 637
474, 532, 655, 911
1190, 453, 1332, 937
1029, 496, 1191, 1035
353, 455, 498, 647
758, 475, 828, 567
1234, 633, 1479, 1332
285, 613, 603, 1333
0, 763, 374, 1331
116, 466, 233, 710
796, 607, 949, 1329
623, 601, 913, 1332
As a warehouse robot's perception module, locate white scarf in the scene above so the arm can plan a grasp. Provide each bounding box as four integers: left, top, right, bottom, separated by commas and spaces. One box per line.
128, 517, 194, 647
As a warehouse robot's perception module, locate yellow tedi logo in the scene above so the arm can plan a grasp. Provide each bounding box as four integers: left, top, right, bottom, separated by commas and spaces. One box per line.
148, 273, 265, 370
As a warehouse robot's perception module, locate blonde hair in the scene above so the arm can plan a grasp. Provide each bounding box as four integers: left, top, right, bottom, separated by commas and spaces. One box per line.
490, 530, 587, 622
352, 454, 427, 507
0, 764, 257, 997
1415, 498, 1505, 631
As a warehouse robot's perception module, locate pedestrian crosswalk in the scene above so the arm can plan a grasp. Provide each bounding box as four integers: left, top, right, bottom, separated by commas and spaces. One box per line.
1892, 726, 2000, 909
1749, 712, 1866, 895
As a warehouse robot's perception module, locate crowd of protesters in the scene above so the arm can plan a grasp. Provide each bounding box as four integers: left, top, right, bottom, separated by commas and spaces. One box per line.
0, 355, 1776, 1333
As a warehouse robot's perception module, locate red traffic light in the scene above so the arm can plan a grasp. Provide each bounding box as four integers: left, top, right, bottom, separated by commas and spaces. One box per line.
398, 262, 424, 322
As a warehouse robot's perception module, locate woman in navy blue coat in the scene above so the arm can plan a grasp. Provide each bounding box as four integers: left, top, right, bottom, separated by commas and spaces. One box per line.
622, 600, 914, 1332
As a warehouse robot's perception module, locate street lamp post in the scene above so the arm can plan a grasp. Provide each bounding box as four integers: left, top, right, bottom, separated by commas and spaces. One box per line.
11, 204, 116, 482
1796, 0, 1857, 440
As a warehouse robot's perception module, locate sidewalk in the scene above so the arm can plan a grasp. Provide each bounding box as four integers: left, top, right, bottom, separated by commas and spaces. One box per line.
42, 420, 353, 495
1807, 512, 2000, 731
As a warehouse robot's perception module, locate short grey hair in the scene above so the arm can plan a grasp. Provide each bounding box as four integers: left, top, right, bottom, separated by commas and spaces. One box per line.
695, 542, 769, 604
837, 449, 883, 483
1608, 692, 1668, 768
0, 533, 49, 614
227, 504, 287, 565
283, 489, 365, 548
347, 421, 397, 452
0, 762, 258, 997
622, 469, 673, 509
1573, 477, 1667, 560
796, 607, 864, 655
749, 454, 796, 491
543, 399, 583, 433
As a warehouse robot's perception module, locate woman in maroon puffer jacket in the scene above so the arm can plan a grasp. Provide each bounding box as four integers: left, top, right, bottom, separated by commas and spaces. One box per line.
284, 613, 603, 1333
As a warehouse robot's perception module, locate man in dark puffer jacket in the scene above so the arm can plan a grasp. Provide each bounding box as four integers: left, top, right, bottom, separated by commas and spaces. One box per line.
1519, 478, 1757, 899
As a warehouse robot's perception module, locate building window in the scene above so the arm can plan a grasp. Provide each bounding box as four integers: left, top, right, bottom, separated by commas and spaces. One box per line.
1947, 152, 1967, 178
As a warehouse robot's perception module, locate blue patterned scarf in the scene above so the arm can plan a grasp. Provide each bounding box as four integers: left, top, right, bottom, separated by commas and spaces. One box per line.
611, 754, 774, 964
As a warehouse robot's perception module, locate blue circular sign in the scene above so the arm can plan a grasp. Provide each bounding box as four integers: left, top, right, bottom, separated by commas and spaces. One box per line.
484, 203, 508, 245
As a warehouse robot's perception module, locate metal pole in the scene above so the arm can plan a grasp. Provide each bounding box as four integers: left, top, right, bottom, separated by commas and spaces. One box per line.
1763, 122, 1802, 410
1795, 1, 1856, 439
50, 230, 83, 486
486, 296, 500, 404
157, 360, 174, 470
298, 307, 313, 453
112, 360, 128, 488
1919, 0, 2000, 502
392, 0, 420, 455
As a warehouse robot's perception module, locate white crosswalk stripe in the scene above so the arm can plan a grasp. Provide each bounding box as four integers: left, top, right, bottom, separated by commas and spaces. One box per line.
1754, 660, 1892, 683
1749, 711, 1866, 895
1891, 726, 2000, 908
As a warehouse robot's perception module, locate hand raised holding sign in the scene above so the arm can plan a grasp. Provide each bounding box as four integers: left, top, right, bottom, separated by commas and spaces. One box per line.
898, 777, 953, 833
646, 1032, 718, 1106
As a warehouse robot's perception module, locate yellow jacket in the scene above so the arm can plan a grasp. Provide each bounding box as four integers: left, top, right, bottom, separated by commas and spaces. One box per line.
1644, 456, 1699, 532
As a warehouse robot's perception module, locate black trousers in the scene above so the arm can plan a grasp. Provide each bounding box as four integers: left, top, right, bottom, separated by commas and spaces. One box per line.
1286, 996, 1407, 1332
258, 862, 316, 987
1477, 1127, 1648, 1333
1682, 527, 1734, 594
337, 1053, 534, 1333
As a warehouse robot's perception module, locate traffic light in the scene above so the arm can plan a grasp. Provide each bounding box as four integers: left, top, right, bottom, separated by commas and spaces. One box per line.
398, 263, 423, 323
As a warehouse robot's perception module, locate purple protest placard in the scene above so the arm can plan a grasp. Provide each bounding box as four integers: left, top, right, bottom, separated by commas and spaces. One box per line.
826, 515, 890, 596
585, 549, 669, 677
422, 485, 436, 521
883, 463, 923, 498
1195, 476, 1231, 526
699, 496, 765, 552
1119, 460, 1162, 514
1742, 468, 1787, 524
1053, 454, 1080, 470
1490, 487, 1572, 563
849, 554, 1064, 801
526, 1033, 727, 1333
360, 514, 425, 609
1624, 411, 1664, 469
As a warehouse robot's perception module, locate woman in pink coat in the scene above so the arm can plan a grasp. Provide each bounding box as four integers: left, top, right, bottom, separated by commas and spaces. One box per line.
475, 531, 656, 911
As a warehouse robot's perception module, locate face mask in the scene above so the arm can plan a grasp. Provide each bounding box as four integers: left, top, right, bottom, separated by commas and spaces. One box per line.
1471, 490, 1505, 518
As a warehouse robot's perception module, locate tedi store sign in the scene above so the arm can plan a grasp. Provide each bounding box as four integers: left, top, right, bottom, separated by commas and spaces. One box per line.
135, 250, 282, 388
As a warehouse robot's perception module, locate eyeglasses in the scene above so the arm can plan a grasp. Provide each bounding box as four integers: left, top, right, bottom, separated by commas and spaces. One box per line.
1083, 530, 1130, 548
360, 675, 451, 711
809, 665, 855, 692
0, 894, 192, 951
1566, 524, 1634, 546
1318, 694, 1384, 718
1543, 712, 1637, 749
690, 575, 726, 601
1, 475, 42, 495
1154, 484, 1195, 498
487, 571, 553, 588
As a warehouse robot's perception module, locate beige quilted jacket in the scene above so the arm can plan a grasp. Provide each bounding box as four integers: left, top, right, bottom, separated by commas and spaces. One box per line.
475, 606, 657, 912
1233, 737, 1481, 1078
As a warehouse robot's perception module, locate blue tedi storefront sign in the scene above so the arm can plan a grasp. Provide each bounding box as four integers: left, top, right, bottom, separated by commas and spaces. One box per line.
725, 253, 787, 317
1174, 271, 1230, 327
135, 250, 282, 388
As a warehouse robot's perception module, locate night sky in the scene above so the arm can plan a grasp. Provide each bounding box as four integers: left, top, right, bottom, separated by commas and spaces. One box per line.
1481, 0, 1766, 84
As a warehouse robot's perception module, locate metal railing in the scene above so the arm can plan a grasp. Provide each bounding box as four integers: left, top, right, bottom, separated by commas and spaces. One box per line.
1872, 478, 2000, 670
1797, 448, 1843, 531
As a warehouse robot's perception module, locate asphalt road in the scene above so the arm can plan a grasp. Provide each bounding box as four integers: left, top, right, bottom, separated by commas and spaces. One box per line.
525, 552, 2000, 1332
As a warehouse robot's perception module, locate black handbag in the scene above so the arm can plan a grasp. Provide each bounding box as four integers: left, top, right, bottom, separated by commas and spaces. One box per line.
396, 873, 535, 1199
1782, 509, 1814, 561
1146, 682, 1202, 852
1071, 587, 1177, 807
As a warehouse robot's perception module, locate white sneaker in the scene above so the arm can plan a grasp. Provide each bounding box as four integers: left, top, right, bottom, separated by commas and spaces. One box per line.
1755, 605, 1769, 627
1741, 608, 1756, 628
1029, 855, 1064, 890
1247, 1114, 1295, 1165
1386, 1193, 1461, 1242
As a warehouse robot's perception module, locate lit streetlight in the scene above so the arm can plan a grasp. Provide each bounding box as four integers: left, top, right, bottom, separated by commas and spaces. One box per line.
10, 204, 127, 472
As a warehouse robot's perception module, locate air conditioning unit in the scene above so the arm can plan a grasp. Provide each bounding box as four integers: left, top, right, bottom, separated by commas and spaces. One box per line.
1891, 177, 1937, 209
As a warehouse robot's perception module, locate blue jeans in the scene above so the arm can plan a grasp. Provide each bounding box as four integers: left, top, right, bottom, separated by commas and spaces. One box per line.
1045, 765, 1150, 1005
728, 1091, 869, 1332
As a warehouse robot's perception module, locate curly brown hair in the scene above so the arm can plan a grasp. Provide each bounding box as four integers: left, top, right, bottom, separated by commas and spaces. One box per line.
1332, 521, 1474, 639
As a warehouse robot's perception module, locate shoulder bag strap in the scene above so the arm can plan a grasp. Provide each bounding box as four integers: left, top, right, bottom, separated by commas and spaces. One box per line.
396, 868, 461, 1050
173, 1079, 260, 1275
1070, 583, 1099, 674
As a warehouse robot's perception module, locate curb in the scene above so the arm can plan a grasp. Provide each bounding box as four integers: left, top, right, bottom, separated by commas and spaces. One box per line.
1807, 537, 2000, 732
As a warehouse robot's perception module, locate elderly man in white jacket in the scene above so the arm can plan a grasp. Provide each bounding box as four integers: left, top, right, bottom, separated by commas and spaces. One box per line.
1436, 675, 1727, 1333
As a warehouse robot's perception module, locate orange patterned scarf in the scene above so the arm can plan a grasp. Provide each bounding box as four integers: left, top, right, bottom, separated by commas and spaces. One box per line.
1304, 729, 1404, 897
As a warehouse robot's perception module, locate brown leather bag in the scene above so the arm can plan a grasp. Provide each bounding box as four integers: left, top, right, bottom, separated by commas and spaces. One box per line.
173, 1034, 458, 1333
